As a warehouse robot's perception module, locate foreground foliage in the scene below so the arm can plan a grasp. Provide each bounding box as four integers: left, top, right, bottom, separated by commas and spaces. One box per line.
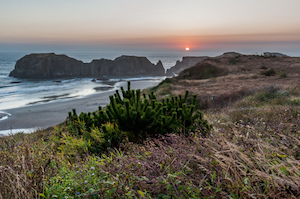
1, 85, 300, 198
63, 81, 211, 155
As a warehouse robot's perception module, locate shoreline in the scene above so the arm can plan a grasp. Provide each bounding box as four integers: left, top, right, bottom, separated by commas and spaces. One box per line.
0, 80, 161, 134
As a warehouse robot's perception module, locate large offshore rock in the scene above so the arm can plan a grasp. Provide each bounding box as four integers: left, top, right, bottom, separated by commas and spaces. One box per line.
90, 56, 165, 76
263, 52, 289, 57
9, 53, 166, 78
9, 53, 86, 78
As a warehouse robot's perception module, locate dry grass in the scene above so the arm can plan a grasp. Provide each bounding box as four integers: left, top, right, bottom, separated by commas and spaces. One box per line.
1, 105, 300, 198
172, 74, 300, 97
164, 73, 300, 110
203, 105, 300, 198
168, 55, 300, 109
0, 129, 57, 199
2, 54, 300, 198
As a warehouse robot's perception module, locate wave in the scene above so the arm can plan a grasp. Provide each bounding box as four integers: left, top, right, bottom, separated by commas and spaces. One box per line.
0, 80, 82, 96
0, 76, 164, 98
56, 78, 77, 83
108, 76, 166, 82
0, 128, 37, 136
0, 111, 12, 121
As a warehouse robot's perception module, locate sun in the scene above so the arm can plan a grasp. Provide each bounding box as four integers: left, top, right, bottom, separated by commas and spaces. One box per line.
185, 47, 190, 51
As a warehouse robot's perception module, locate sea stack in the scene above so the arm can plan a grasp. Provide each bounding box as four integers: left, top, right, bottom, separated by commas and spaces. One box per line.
9, 53, 166, 78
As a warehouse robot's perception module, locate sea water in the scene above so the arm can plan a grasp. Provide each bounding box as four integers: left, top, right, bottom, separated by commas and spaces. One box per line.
0, 51, 185, 123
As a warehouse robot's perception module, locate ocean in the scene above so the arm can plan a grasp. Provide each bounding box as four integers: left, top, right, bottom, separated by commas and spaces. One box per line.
0, 51, 185, 123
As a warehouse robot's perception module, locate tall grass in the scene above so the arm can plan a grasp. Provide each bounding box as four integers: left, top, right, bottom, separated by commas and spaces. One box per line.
1, 86, 300, 198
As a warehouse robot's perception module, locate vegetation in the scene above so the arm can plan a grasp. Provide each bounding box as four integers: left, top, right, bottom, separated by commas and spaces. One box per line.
177, 62, 228, 80
260, 69, 276, 76
229, 57, 238, 64
66, 82, 211, 146
280, 72, 288, 78
260, 65, 268, 70
1, 80, 300, 198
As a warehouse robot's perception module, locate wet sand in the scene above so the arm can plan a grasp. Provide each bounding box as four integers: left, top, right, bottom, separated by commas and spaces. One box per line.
0, 80, 160, 132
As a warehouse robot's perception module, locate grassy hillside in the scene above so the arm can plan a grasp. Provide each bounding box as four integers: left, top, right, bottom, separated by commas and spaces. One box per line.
1, 54, 300, 198
176, 61, 228, 80
151, 54, 300, 109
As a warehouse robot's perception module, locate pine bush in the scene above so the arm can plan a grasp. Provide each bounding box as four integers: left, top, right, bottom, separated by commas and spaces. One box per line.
66, 81, 212, 145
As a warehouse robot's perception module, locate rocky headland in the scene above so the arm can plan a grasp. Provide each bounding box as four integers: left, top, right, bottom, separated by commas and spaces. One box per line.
3, 52, 300, 199
9, 53, 165, 78
166, 56, 208, 76
10, 52, 295, 79
152, 51, 300, 109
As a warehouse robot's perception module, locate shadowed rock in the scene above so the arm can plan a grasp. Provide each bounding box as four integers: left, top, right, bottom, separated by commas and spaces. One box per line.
166, 56, 208, 76
263, 52, 289, 57
9, 53, 166, 79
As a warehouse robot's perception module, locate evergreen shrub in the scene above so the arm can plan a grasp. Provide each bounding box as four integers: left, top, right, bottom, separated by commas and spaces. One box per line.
260, 69, 276, 76
65, 81, 212, 152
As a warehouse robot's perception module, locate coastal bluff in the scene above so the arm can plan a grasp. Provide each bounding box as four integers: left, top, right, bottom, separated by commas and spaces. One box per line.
166, 56, 208, 76
9, 53, 165, 78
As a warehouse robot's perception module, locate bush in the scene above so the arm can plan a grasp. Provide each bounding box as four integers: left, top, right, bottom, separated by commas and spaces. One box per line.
260, 69, 276, 76
150, 78, 173, 93
260, 65, 268, 70
229, 58, 238, 64
64, 81, 212, 152
157, 77, 172, 86
280, 73, 287, 78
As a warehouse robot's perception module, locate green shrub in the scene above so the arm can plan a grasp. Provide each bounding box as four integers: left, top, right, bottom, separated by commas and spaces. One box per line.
260, 69, 276, 76
150, 78, 173, 92
280, 73, 287, 78
260, 65, 268, 70
66, 81, 212, 145
289, 98, 300, 106
157, 77, 172, 86
58, 130, 91, 162
229, 58, 238, 64
236, 87, 290, 108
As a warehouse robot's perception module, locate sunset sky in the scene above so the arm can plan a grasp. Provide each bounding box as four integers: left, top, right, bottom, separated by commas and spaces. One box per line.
1, 0, 300, 55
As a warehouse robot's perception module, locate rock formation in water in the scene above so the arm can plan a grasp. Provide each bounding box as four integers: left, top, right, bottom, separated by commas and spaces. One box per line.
166, 56, 208, 76
263, 52, 289, 57
9, 53, 166, 78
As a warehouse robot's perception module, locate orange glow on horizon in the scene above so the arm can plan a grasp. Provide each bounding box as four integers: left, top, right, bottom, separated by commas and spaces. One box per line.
185, 47, 190, 51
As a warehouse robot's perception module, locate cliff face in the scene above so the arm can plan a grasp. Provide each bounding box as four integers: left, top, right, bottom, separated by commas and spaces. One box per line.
9, 53, 166, 78
89, 56, 165, 76
166, 56, 208, 76
9, 53, 86, 78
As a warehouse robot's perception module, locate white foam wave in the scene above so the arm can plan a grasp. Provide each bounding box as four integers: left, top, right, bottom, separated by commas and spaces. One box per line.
0, 79, 83, 97
109, 76, 166, 82
0, 111, 12, 121
61, 78, 77, 83
0, 128, 36, 137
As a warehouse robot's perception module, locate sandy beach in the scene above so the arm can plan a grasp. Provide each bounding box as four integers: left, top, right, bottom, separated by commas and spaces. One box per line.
0, 80, 161, 133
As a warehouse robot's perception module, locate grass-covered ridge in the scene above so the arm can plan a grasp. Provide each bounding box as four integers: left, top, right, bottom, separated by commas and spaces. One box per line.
1, 73, 300, 197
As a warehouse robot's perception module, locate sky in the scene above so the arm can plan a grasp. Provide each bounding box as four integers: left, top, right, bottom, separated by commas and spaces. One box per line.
1, 0, 300, 56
